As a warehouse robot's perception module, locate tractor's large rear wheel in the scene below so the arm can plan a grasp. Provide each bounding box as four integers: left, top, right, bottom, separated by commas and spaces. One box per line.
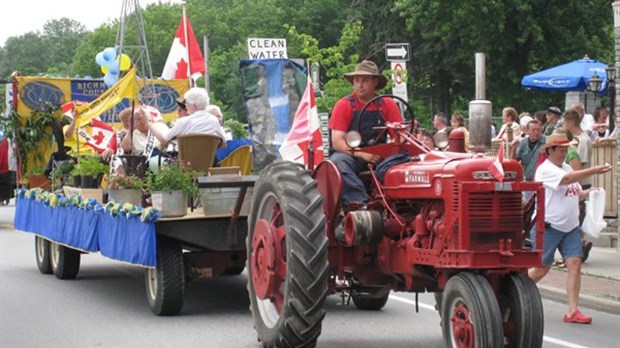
441, 273, 503, 348
247, 162, 328, 348
499, 273, 544, 348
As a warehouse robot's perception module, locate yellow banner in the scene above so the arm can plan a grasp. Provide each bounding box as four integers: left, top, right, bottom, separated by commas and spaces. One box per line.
75, 68, 138, 128
15, 74, 190, 124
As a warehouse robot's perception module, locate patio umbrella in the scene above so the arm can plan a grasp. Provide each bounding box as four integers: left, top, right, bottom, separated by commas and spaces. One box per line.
521, 56, 609, 93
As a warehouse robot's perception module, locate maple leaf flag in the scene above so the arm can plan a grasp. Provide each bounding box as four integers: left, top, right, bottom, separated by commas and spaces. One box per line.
161, 10, 205, 80
278, 77, 324, 167
488, 141, 505, 181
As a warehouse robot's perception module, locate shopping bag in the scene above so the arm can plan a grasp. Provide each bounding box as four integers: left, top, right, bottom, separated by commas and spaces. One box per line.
581, 188, 607, 238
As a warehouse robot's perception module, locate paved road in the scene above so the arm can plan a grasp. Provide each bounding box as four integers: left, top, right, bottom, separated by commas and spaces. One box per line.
1, 204, 619, 347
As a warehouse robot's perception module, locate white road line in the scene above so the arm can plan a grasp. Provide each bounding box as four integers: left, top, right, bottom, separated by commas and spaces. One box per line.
390, 295, 590, 348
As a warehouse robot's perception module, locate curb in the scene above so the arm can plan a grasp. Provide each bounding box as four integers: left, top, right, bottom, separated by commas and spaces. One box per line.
538, 284, 620, 315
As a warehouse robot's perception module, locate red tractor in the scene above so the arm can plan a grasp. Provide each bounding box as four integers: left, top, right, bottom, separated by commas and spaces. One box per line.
246, 96, 545, 348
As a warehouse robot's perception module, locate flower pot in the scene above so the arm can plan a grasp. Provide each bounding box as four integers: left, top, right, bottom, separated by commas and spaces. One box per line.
81, 176, 98, 189
151, 190, 188, 217
108, 189, 143, 206
72, 175, 81, 188
27, 174, 51, 191
118, 155, 148, 178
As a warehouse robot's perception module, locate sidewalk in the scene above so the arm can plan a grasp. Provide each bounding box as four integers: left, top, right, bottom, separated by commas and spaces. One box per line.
537, 246, 620, 315
1, 199, 618, 315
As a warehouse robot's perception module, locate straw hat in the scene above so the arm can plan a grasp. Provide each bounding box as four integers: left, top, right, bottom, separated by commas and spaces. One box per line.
539, 132, 573, 153
344, 60, 388, 89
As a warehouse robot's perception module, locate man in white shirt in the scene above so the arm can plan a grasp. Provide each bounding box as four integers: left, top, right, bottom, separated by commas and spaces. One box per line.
148, 88, 227, 148
528, 132, 611, 324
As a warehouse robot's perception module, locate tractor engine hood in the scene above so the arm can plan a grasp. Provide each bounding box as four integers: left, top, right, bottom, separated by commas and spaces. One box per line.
381, 152, 524, 200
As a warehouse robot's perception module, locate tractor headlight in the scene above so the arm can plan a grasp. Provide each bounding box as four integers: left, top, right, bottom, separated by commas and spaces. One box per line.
434, 132, 449, 149
345, 131, 362, 148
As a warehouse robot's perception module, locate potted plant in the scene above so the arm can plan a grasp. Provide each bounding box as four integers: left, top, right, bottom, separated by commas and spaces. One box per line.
50, 159, 76, 188
107, 173, 144, 206
71, 156, 108, 188
24, 166, 51, 190
0, 105, 59, 180
146, 164, 199, 217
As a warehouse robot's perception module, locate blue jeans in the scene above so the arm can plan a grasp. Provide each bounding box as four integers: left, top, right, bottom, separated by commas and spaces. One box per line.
329, 152, 369, 206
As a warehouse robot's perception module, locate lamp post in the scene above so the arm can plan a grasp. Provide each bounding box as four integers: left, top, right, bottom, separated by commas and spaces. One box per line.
605, 66, 616, 134
587, 72, 602, 115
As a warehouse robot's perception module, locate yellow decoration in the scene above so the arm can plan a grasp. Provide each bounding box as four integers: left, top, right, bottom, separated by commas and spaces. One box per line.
118, 54, 132, 71
101, 65, 109, 74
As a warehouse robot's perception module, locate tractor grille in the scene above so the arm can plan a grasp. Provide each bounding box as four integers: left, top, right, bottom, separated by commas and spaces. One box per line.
466, 191, 523, 249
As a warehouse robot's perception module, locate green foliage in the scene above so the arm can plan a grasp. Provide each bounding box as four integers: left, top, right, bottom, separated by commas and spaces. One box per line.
146, 163, 199, 197
108, 173, 144, 190
71, 156, 108, 177
1, 0, 614, 123
223, 118, 249, 139
0, 105, 58, 173
286, 21, 364, 112
50, 160, 75, 178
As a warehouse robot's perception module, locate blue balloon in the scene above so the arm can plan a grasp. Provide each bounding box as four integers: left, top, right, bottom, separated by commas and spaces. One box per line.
95, 52, 106, 66
108, 61, 120, 75
103, 47, 117, 61
103, 73, 119, 87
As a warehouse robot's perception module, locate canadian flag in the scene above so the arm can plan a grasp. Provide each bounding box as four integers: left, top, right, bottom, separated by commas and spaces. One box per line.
78, 119, 115, 154
488, 140, 505, 181
161, 9, 205, 80
61, 100, 87, 119
278, 77, 324, 168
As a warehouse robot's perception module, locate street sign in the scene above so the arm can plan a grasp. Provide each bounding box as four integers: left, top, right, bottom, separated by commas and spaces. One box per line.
391, 61, 408, 102
385, 43, 411, 61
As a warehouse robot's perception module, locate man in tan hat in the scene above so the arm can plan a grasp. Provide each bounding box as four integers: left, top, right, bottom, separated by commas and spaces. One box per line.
528, 131, 611, 325
328, 60, 402, 209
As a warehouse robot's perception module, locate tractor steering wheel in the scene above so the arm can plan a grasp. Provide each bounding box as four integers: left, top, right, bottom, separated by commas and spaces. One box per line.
355, 94, 415, 145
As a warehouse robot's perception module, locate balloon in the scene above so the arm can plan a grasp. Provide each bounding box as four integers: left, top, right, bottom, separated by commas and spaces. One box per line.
103, 47, 117, 61
95, 52, 106, 66
101, 65, 109, 74
108, 61, 120, 75
103, 73, 119, 87
118, 53, 131, 71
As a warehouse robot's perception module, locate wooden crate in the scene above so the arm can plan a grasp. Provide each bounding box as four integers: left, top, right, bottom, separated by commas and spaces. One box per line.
63, 186, 104, 205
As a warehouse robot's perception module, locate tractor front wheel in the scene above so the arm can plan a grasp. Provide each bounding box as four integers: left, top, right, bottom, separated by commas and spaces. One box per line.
247, 162, 328, 347
499, 273, 544, 348
352, 289, 390, 310
441, 273, 503, 348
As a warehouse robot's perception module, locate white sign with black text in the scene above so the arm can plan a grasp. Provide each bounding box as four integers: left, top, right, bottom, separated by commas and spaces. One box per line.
247, 38, 288, 59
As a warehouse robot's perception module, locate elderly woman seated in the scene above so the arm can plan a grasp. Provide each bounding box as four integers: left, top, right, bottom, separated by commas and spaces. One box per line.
120, 107, 170, 172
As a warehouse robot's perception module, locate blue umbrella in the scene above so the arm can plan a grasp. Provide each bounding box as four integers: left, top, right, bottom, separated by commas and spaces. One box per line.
521, 56, 608, 93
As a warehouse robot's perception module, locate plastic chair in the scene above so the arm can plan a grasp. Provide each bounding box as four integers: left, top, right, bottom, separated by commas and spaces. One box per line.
217, 145, 253, 175
177, 134, 222, 174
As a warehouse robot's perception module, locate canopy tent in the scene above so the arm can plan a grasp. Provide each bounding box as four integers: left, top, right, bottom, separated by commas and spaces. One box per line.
521, 56, 609, 93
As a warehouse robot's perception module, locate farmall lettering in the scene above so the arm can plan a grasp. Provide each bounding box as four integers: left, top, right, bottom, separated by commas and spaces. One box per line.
404, 170, 429, 184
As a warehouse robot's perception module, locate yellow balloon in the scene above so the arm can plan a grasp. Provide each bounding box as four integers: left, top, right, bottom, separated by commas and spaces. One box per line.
118, 53, 131, 71
101, 65, 109, 74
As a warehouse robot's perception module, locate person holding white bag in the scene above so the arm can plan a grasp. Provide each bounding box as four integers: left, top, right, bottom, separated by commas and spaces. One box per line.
528, 132, 611, 325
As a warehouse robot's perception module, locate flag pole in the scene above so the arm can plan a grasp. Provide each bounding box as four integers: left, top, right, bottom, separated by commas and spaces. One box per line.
306, 59, 315, 171
204, 34, 210, 95
182, 5, 192, 87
